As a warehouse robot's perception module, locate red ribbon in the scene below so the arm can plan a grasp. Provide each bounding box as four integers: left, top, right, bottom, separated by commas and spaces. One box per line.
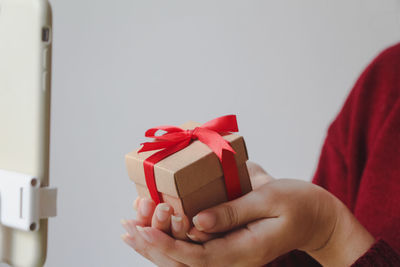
138, 115, 243, 204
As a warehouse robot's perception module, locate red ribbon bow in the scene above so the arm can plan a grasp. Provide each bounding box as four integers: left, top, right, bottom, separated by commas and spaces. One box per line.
138, 115, 243, 204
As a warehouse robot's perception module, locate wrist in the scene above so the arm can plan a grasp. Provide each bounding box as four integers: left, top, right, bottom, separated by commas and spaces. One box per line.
307, 198, 375, 267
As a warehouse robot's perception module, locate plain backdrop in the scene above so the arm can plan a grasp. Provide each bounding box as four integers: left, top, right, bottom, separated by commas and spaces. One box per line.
7, 0, 399, 266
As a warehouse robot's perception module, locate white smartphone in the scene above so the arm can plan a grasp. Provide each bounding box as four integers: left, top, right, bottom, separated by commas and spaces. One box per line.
0, 0, 52, 265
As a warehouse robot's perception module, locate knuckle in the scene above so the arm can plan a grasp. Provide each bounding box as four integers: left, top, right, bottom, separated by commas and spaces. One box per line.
223, 204, 239, 228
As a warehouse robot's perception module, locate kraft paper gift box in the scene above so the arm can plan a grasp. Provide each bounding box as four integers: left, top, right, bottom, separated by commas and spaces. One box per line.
125, 121, 252, 221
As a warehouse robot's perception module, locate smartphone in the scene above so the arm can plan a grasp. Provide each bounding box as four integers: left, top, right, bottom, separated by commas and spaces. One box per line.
0, 0, 52, 265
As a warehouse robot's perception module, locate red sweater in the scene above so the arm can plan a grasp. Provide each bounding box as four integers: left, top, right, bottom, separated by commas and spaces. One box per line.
268, 43, 400, 266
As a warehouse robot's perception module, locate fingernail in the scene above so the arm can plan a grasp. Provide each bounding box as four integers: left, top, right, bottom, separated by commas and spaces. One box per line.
136, 226, 153, 243
156, 203, 170, 222
120, 219, 128, 231
121, 219, 133, 234
139, 199, 153, 217
121, 233, 136, 247
133, 197, 140, 211
186, 233, 198, 242
193, 212, 216, 231
171, 215, 183, 232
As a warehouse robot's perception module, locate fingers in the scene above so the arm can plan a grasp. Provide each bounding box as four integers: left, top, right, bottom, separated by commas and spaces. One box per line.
121, 220, 152, 260
123, 218, 284, 267
133, 197, 140, 211
151, 205, 192, 241
135, 198, 156, 226
171, 214, 190, 240
134, 226, 255, 267
151, 203, 174, 233
192, 187, 276, 233
186, 227, 219, 243
134, 226, 206, 266
135, 199, 190, 241
121, 220, 186, 267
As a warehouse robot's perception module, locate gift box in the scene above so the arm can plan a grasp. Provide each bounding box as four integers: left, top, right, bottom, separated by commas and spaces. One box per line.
125, 117, 252, 221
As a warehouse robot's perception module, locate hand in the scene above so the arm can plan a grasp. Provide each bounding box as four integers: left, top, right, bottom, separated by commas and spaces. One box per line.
122, 162, 274, 242
122, 177, 374, 266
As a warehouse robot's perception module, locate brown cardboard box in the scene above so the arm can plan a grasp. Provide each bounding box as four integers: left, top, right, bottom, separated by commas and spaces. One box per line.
125, 121, 252, 221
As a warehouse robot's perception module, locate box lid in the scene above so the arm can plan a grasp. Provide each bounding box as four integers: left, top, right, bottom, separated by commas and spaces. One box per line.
125, 121, 248, 198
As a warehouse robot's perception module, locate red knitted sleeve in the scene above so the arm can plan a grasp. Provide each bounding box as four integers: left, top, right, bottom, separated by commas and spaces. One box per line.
267, 43, 400, 266
351, 240, 400, 267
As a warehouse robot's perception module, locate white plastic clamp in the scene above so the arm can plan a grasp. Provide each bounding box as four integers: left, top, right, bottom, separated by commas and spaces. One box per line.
0, 169, 57, 231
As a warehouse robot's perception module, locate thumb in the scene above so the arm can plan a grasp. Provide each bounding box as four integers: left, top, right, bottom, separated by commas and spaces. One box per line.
192, 187, 273, 233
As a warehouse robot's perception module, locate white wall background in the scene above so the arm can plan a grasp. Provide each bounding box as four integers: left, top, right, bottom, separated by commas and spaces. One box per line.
23, 0, 400, 266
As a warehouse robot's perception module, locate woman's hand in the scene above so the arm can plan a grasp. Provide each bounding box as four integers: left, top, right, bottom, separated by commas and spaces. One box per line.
122, 165, 375, 266
123, 161, 274, 242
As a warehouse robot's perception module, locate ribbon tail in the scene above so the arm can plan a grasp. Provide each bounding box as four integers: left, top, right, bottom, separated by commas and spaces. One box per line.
221, 150, 242, 200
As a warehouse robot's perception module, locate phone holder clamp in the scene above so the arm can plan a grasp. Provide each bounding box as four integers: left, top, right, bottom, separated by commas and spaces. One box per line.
0, 169, 57, 232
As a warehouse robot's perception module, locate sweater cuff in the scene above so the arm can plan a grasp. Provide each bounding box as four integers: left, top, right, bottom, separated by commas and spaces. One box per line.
351, 239, 400, 267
